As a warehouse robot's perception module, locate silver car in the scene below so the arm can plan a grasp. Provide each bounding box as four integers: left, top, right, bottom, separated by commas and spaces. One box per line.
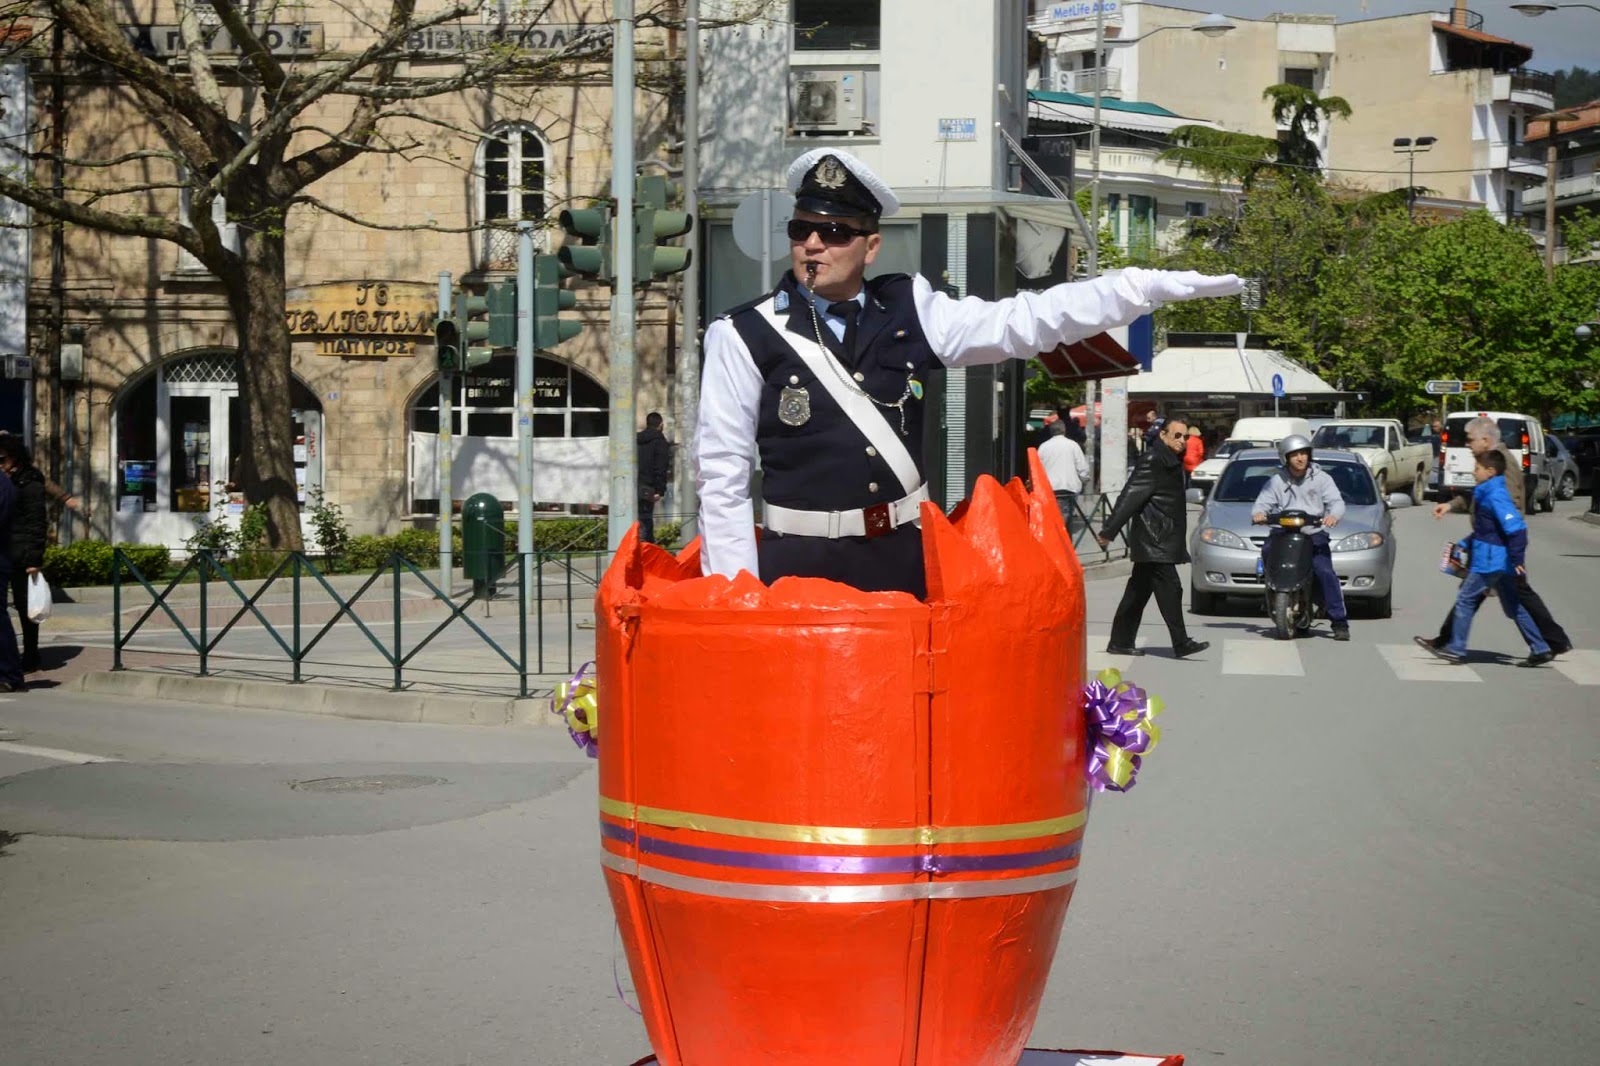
1189, 448, 1404, 618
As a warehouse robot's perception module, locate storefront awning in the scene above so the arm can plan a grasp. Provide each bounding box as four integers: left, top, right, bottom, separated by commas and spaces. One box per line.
1037, 332, 1140, 383
1027, 90, 1215, 135
1127, 342, 1349, 399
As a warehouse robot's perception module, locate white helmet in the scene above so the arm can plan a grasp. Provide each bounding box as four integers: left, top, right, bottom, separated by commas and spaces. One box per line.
1277, 434, 1313, 462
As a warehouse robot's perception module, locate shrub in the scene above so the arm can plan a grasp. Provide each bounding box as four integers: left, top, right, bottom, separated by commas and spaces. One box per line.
306, 487, 350, 558
43, 541, 171, 587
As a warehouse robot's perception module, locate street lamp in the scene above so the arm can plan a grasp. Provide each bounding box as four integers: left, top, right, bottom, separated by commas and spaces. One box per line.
1392, 135, 1437, 220
1511, 3, 1600, 15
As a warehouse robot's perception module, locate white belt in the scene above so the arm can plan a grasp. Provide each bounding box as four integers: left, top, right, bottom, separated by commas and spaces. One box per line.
763, 484, 930, 540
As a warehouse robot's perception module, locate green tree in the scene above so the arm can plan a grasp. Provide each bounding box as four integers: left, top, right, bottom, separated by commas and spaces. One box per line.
1161, 84, 1351, 190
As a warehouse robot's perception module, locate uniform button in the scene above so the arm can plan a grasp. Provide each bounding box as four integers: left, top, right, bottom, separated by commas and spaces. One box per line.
865, 446, 877, 457
869, 482, 880, 493
853, 372, 865, 382
789, 375, 800, 384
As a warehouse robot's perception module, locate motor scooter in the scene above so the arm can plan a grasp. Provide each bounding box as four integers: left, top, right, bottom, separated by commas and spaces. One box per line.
1258, 510, 1322, 640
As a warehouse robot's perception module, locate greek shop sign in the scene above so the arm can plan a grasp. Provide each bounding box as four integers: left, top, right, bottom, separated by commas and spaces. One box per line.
406, 22, 609, 55
123, 24, 324, 58
285, 281, 436, 359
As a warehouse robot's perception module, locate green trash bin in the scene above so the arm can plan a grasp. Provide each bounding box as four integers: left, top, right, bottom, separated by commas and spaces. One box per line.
461, 493, 505, 597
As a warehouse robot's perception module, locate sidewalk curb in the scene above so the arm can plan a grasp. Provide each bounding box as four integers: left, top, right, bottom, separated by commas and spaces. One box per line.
69, 669, 558, 729
1081, 557, 1134, 581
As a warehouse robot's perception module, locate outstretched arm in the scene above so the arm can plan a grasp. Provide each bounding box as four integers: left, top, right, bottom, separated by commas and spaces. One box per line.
916, 268, 1243, 368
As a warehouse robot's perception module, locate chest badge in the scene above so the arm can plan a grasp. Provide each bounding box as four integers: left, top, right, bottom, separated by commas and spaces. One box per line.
778, 385, 812, 427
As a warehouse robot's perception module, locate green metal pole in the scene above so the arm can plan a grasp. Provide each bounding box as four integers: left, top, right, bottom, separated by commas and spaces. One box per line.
392, 554, 403, 691
293, 555, 303, 684
113, 550, 123, 671
198, 552, 209, 677
518, 552, 529, 699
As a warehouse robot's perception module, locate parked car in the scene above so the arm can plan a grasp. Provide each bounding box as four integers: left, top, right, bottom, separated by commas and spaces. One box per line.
1188, 438, 1273, 498
1560, 433, 1600, 495
1441, 411, 1553, 513
1310, 418, 1434, 500
1189, 448, 1404, 618
1545, 433, 1581, 501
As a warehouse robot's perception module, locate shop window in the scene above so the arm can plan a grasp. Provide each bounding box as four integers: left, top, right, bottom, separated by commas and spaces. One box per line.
793, 0, 880, 50
176, 170, 239, 273
1282, 67, 1316, 91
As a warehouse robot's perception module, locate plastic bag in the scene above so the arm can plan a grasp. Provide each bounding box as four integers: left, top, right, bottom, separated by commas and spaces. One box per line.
26, 572, 51, 623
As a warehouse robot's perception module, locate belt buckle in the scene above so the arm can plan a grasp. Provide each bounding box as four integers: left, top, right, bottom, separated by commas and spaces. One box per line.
863, 502, 893, 538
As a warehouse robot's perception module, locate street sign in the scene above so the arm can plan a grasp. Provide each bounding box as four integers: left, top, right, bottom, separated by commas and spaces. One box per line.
1425, 379, 1463, 395
1271, 373, 1285, 398
1460, 380, 1483, 394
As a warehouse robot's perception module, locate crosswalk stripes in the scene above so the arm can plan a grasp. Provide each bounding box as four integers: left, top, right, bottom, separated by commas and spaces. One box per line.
1552, 649, 1600, 685
1370, 643, 1484, 683
1221, 639, 1305, 677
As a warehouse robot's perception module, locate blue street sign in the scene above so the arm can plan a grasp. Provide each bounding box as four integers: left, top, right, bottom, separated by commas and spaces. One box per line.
1271, 373, 1285, 398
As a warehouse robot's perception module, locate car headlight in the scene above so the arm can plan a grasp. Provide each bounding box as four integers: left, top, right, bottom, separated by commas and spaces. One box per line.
1332, 531, 1385, 552
1199, 527, 1249, 550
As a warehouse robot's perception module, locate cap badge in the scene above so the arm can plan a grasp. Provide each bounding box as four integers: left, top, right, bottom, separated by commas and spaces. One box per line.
815, 157, 848, 190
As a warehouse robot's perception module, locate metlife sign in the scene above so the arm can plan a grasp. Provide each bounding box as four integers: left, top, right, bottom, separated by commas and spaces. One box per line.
1045, 1, 1121, 21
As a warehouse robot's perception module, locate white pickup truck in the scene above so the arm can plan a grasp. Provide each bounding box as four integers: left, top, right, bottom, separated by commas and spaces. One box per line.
1310, 419, 1434, 499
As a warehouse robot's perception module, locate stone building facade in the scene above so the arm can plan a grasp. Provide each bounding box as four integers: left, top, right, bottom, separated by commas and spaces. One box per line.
26, 1, 677, 548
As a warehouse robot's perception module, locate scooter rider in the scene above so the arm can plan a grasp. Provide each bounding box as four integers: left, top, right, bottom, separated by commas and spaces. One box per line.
1251, 435, 1350, 641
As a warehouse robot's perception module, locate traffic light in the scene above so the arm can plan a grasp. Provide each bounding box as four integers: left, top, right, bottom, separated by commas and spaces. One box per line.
434, 312, 461, 372
456, 290, 493, 372
487, 282, 517, 348
633, 174, 693, 284
533, 254, 582, 350
558, 203, 613, 282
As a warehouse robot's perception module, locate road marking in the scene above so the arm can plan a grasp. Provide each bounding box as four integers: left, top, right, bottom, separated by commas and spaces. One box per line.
1221, 639, 1305, 676
0, 742, 121, 764
1087, 630, 1145, 673
1376, 643, 1483, 683
1552, 649, 1600, 685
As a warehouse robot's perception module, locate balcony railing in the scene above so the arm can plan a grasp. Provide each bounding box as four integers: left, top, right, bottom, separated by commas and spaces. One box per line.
1055, 67, 1121, 96
1521, 171, 1600, 206
1510, 68, 1555, 97
1511, 141, 1548, 164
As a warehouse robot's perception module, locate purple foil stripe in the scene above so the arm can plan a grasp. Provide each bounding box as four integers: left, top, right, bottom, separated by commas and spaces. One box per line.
602, 821, 1080, 876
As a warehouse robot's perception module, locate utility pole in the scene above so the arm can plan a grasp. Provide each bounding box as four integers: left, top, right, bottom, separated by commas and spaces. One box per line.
516, 222, 536, 592
437, 271, 454, 589
608, 0, 637, 551
676, 0, 701, 527
1545, 136, 1559, 282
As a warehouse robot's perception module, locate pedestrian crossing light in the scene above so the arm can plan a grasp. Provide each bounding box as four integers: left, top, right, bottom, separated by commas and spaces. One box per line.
633, 174, 693, 285
533, 254, 582, 350
434, 313, 461, 372
456, 290, 493, 373
487, 282, 517, 348
558, 203, 614, 282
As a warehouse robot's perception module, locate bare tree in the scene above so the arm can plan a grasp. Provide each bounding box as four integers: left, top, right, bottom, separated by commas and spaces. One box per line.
0, 0, 664, 548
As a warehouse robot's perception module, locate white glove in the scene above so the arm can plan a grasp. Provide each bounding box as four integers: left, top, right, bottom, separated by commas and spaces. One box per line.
1133, 268, 1245, 306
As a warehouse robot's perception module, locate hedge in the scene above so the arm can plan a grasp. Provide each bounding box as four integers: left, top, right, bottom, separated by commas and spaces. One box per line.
333, 518, 684, 572
44, 541, 172, 588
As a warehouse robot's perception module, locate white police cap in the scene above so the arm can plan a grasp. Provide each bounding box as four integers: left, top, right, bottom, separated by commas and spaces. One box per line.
785, 148, 900, 220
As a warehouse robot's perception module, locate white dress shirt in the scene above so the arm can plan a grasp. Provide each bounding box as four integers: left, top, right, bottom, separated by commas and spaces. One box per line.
695, 267, 1218, 581
1037, 434, 1090, 494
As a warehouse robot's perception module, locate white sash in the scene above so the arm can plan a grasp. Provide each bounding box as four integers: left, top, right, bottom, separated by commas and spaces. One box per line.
753, 298, 922, 496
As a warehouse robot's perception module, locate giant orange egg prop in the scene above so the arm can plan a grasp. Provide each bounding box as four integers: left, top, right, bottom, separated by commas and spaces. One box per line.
597, 456, 1088, 1065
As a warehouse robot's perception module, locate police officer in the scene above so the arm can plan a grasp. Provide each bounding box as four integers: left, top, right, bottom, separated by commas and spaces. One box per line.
695, 149, 1244, 597
1251, 434, 1351, 640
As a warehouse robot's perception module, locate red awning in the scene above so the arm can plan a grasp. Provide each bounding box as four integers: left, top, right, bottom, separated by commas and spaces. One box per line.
1036, 332, 1140, 383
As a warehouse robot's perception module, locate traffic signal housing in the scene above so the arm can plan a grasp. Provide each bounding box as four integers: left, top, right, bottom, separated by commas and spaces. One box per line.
456, 291, 493, 372
434, 313, 461, 372
486, 282, 517, 348
533, 255, 582, 350
634, 174, 693, 284
558, 203, 614, 283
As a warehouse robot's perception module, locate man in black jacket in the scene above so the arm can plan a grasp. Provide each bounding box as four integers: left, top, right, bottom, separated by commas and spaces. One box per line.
0, 436, 47, 674
636, 412, 672, 545
0, 446, 21, 691
1095, 416, 1209, 659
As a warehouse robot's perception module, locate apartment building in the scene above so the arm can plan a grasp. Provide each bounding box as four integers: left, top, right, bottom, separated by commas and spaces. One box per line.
697, 0, 1101, 504
1027, 2, 1554, 249
21, 1, 673, 546
1522, 101, 1600, 265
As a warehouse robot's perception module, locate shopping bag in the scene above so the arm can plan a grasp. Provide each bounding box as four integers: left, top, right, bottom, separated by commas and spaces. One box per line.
1439, 540, 1469, 578
26, 572, 52, 623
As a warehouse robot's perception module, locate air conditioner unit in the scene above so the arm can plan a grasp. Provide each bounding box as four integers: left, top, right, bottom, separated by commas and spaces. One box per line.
791, 69, 865, 132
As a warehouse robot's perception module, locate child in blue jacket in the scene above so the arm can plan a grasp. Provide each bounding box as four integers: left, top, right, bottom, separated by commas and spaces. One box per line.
1434, 450, 1553, 667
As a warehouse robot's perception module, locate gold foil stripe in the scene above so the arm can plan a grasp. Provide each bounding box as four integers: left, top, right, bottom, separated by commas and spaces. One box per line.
599, 851, 1078, 903
598, 796, 1085, 846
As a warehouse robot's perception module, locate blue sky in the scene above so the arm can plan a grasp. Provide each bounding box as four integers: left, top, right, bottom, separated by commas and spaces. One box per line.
1215, 2, 1599, 74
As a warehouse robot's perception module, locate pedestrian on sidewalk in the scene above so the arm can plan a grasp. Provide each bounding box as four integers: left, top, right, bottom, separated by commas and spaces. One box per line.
0, 436, 46, 673
1182, 425, 1205, 489
1416, 416, 1570, 656
636, 412, 671, 545
0, 457, 23, 691
1095, 415, 1209, 659
1037, 419, 1090, 541
1427, 449, 1552, 668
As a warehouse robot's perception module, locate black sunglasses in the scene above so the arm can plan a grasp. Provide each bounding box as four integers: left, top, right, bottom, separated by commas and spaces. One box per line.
787, 219, 875, 246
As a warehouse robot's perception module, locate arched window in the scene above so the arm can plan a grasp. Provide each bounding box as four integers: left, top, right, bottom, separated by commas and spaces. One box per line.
480, 123, 547, 269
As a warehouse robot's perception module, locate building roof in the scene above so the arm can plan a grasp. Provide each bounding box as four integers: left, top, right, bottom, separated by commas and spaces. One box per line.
1430, 20, 1534, 67
1127, 341, 1345, 399
1027, 90, 1214, 135
1527, 100, 1600, 141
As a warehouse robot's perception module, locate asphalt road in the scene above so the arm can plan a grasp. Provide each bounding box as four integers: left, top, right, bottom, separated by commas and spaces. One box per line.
1, 500, 1596, 1065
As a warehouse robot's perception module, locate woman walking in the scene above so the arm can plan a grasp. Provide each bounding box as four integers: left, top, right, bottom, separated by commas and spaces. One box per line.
0, 435, 49, 672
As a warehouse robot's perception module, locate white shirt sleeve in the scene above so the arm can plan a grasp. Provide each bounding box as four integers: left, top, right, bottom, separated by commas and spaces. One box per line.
913, 268, 1158, 368
695, 318, 764, 580
1071, 440, 1091, 486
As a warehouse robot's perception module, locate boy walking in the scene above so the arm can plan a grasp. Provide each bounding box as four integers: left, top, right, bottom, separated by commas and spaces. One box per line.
1429, 450, 1553, 668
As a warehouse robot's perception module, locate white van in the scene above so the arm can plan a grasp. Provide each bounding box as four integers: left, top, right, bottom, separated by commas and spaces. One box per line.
1227, 417, 1313, 445
1442, 411, 1552, 512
